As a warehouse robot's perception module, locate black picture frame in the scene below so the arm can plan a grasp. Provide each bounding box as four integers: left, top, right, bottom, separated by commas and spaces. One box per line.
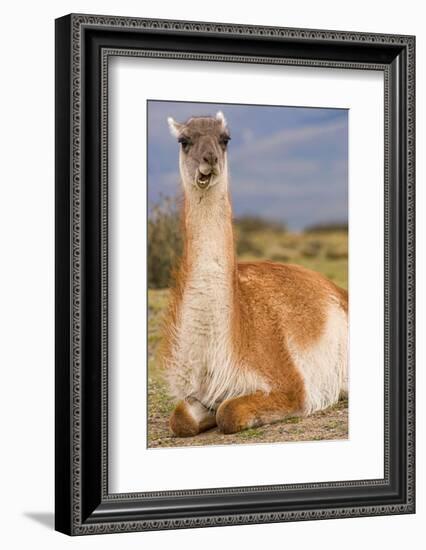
55, 13, 415, 536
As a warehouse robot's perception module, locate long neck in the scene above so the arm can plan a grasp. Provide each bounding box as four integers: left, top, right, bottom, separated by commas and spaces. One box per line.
182, 184, 236, 282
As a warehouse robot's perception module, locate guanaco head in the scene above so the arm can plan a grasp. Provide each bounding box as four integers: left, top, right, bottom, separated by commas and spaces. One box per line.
168, 112, 231, 191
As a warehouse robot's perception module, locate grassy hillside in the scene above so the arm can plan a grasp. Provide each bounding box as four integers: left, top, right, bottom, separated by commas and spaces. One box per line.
235, 227, 348, 289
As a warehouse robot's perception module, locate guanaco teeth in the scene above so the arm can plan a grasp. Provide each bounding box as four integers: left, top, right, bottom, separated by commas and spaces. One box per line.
197, 175, 211, 188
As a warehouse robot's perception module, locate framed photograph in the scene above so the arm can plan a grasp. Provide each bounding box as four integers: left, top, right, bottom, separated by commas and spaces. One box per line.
55, 14, 415, 535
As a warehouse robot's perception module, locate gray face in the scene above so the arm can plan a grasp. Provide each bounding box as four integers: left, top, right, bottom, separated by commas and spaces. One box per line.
169, 113, 231, 191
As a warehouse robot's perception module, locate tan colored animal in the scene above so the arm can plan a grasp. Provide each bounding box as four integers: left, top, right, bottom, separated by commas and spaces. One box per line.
162, 112, 348, 436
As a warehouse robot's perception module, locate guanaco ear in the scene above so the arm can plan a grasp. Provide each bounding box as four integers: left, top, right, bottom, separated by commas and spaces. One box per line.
167, 117, 183, 138
216, 111, 227, 130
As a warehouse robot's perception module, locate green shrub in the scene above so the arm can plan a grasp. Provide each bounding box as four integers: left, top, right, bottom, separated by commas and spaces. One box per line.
304, 221, 348, 233
234, 215, 287, 234
325, 243, 348, 259
301, 240, 323, 258
148, 196, 182, 289
236, 233, 263, 257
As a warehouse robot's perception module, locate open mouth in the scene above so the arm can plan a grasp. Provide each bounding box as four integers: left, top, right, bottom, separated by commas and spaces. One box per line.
196, 173, 212, 189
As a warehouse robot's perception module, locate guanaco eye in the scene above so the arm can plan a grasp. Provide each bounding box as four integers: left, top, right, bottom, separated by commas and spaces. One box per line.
178, 136, 191, 151
220, 135, 231, 148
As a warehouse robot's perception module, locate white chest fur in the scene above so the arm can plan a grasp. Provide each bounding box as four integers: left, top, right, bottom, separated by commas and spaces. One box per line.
166, 190, 269, 409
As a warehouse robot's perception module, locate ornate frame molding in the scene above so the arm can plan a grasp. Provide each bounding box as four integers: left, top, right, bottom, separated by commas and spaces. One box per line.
55, 14, 415, 535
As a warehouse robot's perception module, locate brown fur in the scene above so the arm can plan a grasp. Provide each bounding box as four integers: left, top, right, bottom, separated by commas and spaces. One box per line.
170, 397, 218, 436
169, 400, 199, 437
162, 114, 348, 437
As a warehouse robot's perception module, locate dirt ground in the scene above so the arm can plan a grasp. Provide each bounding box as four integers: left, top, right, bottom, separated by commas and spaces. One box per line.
147, 362, 348, 449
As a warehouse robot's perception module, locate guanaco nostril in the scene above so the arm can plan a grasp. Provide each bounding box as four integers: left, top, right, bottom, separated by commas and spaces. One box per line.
203, 153, 218, 165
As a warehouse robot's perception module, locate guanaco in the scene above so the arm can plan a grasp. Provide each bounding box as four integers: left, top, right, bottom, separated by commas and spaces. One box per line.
162, 112, 348, 436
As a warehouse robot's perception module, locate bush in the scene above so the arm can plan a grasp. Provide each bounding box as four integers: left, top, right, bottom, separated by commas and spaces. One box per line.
325, 243, 348, 260
234, 215, 287, 234
304, 221, 348, 233
236, 233, 263, 257
148, 196, 182, 289
301, 240, 323, 258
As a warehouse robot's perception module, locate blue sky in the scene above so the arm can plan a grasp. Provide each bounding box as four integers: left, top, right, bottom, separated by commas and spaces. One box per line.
147, 100, 348, 230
